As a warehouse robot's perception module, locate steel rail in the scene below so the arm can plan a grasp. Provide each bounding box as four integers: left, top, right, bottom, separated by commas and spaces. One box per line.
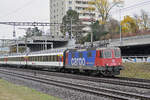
0, 69, 150, 100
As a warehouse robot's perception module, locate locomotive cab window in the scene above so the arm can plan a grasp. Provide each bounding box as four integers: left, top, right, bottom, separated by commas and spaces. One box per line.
87, 52, 92, 57
100, 50, 103, 58
79, 52, 83, 58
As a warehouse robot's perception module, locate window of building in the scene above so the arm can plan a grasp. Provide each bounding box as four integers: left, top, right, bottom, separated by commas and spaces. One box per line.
69, 1, 72, 4
69, 7, 72, 10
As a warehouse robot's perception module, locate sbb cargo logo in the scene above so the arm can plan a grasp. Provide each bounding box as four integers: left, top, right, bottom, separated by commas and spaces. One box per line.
71, 58, 85, 66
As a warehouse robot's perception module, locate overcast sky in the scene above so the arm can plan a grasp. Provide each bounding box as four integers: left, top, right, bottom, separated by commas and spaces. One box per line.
0, 0, 149, 39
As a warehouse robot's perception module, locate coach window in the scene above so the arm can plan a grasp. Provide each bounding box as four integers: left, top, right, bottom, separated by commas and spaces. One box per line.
53, 56, 55, 61
29, 57, 31, 61
39, 56, 41, 61
47, 56, 49, 61
34, 56, 37, 61
40, 56, 41, 62
33, 56, 35, 61
54, 55, 57, 61
37, 56, 39, 61
34, 56, 36, 61
45, 56, 47, 61
52, 55, 54, 61
53, 55, 56, 61
36, 56, 38, 61
45, 56, 48, 62
51, 55, 53, 61
49, 56, 52, 61
79, 52, 83, 58
44, 56, 47, 61
21, 57, 23, 61
30, 57, 32, 61
42, 56, 44, 62
32, 57, 34, 61
43, 56, 45, 62
41, 56, 43, 61
55, 55, 57, 61
48, 56, 50, 61
38, 56, 40, 61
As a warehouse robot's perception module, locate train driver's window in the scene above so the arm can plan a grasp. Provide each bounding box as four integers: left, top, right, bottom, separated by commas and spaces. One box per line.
79, 52, 83, 58
114, 49, 121, 58
104, 50, 112, 58
87, 52, 92, 58
100, 50, 103, 58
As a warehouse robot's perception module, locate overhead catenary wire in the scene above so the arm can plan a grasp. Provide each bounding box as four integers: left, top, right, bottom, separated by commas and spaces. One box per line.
0, 0, 36, 20
121, 0, 150, 12
112, 0, 150, 14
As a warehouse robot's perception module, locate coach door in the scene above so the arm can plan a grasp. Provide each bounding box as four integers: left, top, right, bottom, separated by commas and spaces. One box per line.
58, 55, 61, 67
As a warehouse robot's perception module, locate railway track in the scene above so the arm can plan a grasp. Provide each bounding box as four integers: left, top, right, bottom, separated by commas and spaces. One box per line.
0, 67, 150, 90
0, 69, 150, 100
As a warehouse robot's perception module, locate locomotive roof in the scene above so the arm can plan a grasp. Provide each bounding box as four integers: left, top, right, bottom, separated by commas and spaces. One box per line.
67, 47, 119, 52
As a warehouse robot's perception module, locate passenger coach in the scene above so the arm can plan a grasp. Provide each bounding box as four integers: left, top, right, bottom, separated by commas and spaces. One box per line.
0, 47, 123, 76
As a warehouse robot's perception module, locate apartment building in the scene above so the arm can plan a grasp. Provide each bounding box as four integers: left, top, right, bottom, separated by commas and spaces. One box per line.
50, 0, 99, 36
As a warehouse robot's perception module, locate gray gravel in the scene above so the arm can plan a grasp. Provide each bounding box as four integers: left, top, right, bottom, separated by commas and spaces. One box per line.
7, 69, 149, 95
0, 73, 111, 100
0, 68, 150, 100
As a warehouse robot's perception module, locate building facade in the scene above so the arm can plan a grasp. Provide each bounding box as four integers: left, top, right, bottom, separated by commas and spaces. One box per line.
50, 0, 99, 36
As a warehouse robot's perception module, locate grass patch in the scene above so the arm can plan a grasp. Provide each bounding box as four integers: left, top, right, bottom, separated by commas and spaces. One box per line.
0, 79, 61, 100
119, 63, 150, 79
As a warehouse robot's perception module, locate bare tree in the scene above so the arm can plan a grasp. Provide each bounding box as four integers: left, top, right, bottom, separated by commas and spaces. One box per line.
141, 10, 149, 30
94, 0, 123, 25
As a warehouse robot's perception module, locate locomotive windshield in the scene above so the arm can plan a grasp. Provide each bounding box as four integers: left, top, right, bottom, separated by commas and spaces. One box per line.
114, 49, 121, 58
103, 50, 112, 58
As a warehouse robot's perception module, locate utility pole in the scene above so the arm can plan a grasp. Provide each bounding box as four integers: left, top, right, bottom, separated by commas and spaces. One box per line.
90, 12, 94, 47
117, 5, 123, 45
13, 24, 16, 37
66, 17, 74, 39
49, 0, 51, 36
13, 23, 19, 53
70, 17, 73, 39
91, 18, 93, 47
